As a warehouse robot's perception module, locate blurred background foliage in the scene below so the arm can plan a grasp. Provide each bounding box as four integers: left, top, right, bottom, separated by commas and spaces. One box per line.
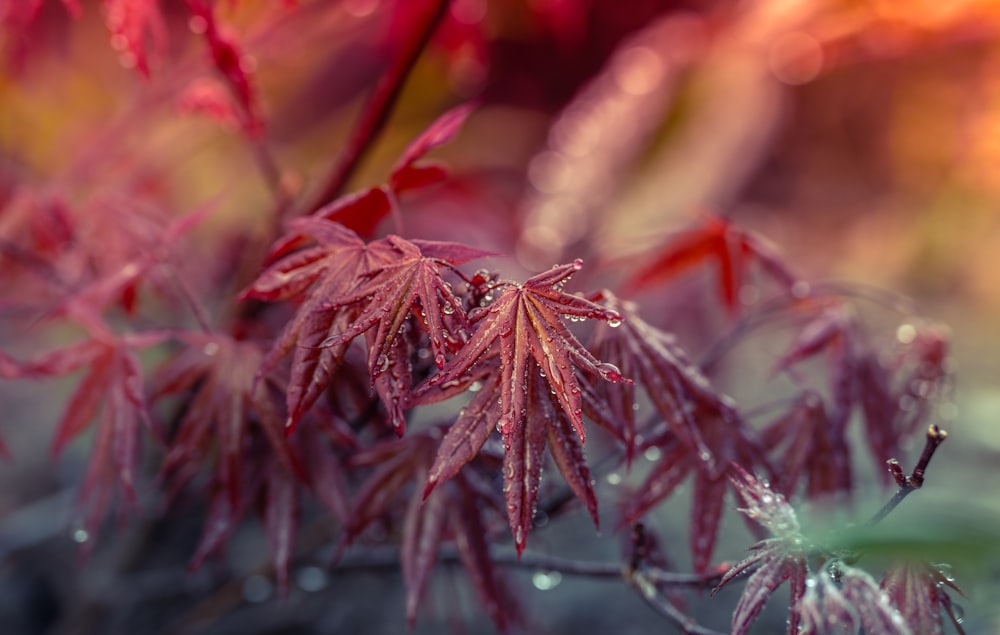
3, 0, 1000, 633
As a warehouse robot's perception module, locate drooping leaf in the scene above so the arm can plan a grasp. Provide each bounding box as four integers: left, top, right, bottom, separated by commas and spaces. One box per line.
415, 259, 626, 553
335, 430, 514, 631
595, 293, 768, 570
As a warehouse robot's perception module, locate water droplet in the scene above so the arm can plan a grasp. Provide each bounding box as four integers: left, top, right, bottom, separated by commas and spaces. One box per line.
442, 302, 455, 315
805, 577, 817, 588
607, 317, 622, 328
72, 528, 89, 543
952, 603, 965, 624
468, 380, 483, 393
571, 258, 584, 270
434, 353, 447, 367
643, 447, 662, 462
295, 566, 328, 592
596, 362, 623, 382
375, 353, 390, 373
515, 526, 524, 546
606, 472, 622, 485
935, 563, 956, 582
531, 570, 563, 590
242, 574, 273, 603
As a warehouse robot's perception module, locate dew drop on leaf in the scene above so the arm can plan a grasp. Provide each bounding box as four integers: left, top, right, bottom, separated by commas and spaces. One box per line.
607, 317, 622, 328
532, 570, 563, 591
596, 362, 624, 382
375, 353, 390, 373
442, 302, 455, 315
468, 380, 482, 392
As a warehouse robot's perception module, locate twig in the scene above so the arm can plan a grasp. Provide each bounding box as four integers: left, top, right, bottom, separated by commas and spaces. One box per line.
304, 0, 450, 214
869, 424, 948, 525
624, 570, 726, 635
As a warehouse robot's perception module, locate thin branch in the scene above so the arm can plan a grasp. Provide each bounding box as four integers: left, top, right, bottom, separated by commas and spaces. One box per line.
625, 570, 727, 635
869, 424, 948, 525
304, 0, 450, 214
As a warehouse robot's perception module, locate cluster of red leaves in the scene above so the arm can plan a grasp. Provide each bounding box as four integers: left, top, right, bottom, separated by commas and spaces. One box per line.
766, 301, 951, 496
0, 9, 962, 627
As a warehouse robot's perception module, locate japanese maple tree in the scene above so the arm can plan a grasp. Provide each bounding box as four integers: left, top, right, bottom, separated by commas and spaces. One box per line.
0, 1, 978, 634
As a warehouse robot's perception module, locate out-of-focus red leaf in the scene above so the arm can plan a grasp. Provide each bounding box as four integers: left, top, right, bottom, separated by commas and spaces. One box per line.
177, 77, 242, 129
5, 329, 164, 549
761, 391, 851, 498
185, 0, 263, 135
415, 259, 626, 553
263, 467, 298, 594
151, 333, 303, 510
103, 0, 166, 77
622, 215, 797, 313
391, 102, 476, 180
335, 430, 514, 631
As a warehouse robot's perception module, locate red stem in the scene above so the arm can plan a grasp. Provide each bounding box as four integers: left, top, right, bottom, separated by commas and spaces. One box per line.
305, 0, 450, 214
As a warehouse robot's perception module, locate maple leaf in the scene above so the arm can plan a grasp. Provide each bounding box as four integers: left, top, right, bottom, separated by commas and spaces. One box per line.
4, 326, 166, 548
318, 234, 492, 430
621, 214, 798, 313
239, 218, 397, 430
414, 259, 627, 553
243, 219, 487, 432
713, 467, 808, 635
881, 561, 966, 635
150, 333, 304, 509
593, 293, 768, 570
187, 430, 305, 595
335, 430, 516, 630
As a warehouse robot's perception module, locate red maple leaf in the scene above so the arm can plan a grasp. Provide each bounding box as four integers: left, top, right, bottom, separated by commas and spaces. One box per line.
151, 333, 305, 509
621, 214, 797, 313
4, 326, 166, 548
414, 259, 627, 554
242, 220, 488, 433
239, 218, 398, 430
335, 430, 517, 630
591, 293, 768, 571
